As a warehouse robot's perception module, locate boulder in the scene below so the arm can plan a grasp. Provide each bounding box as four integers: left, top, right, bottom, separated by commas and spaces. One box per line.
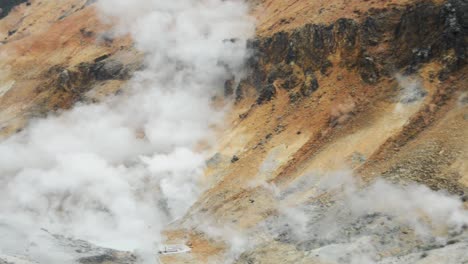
91, 59, 126, 81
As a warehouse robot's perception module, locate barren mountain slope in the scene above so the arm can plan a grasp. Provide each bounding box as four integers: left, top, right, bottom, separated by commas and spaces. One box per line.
0, 0, 467, 264
162, 0, 468, 263
0, 0, 140, 138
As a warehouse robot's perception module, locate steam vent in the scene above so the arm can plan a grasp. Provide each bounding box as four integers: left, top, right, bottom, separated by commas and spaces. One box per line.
0, 0, 467, 263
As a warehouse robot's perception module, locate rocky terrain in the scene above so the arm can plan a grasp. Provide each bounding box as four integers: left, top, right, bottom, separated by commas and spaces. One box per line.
161, 0, 468, 263
0, 0, 140, 138
0, 228, 138, 264
0, 0, 467, 263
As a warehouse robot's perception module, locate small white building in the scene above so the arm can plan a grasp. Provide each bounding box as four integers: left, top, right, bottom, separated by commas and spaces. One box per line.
157, 244, 192, 255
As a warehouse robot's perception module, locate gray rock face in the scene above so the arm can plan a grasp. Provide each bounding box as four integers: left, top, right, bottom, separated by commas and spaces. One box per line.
51, 54, 140, 96
84, 0, 97, 6
0, 255, 37, 264
91, 59, 128, 81
0, 229, 139, 264
52, 233, 138, 264
236, 193, 468, 264
224, 79, 235, 96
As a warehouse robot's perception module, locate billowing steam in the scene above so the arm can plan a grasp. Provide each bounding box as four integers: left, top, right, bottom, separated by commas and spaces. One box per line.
0, 0, 253, 261
258, 171, 468, 264
178, 169, 467, 263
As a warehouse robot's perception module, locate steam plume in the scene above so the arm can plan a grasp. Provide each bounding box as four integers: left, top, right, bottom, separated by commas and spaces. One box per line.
0, 0, 253, 261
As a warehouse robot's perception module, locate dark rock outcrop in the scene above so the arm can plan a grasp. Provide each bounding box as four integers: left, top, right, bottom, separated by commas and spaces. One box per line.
282, 74, 302, 90
256, 84, 276, 104
224, 79, 235, 96
300, 73, 319, 96
91, 59, 128, 81
358, 55, 379, 83
53, 56, 136, 94
0, 0, 28, 19
241, 0, 467, 104
235, 80, 248, 101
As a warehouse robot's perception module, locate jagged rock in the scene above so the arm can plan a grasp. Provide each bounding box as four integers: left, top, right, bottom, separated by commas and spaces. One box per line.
405, 47, 432, 74
224, 79, 235, 96
49, 54, 138, 96
320, 60, 333, 75
267, 63, 293, 84
231, 155, 240, 163
91, 59, 126, 81
57, 70, 72, 91
361, 17, 380, 46
264, 32, 289, 65
51, 233, 138, 264
235, 80, 247, 102
7, 30, 16, 36
413, 48, 431, 63
394, 3, 441, 68
0, 228, 138, 264
85, 58, 130, 82
256, 84, 276, 104
394, 0, 467, 73
282, 74, 302, 90
335, 18, 359, 50
300, 73, 319, 96
288, 24, 335, 71
237, 0, 467, 105
289, 92, 301, 103
359, 56, 379, 83
440, 0, 467, 69
285, 42, 297, 63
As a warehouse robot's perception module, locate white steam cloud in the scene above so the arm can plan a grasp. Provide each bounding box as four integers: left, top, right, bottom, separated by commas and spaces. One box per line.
260, 171, 468, 264
0, 0, 253, 261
